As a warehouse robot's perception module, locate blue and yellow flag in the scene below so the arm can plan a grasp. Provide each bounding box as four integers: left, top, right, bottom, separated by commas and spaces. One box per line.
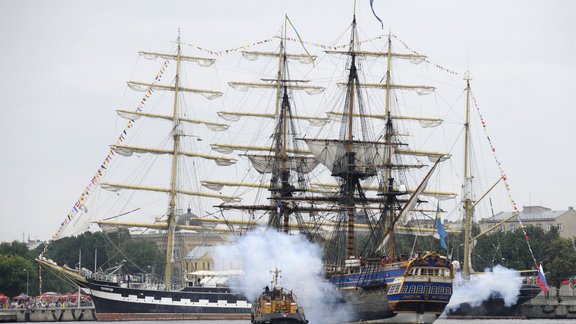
435, 204, 448, 249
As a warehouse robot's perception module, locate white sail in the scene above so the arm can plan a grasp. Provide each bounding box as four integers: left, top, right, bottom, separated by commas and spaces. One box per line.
139, 51, 215, 66
110, 144, 237, 166
326, 112, 442, 128
116, 110, 229, 131
211, 143, 310, 155
100, 182, 241, 203
242, 51, 316, 64
325, 50, 426, 64
217, 111, 329, 126
336, 82, 435, 95
243, 154, 319, 174
229, 81, 324, 95
302, 138, 387, 174
127, 81, 223, 99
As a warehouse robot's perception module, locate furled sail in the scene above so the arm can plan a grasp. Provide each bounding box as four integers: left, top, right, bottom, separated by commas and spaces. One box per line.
326, 112, 442, 128
116, 110, 229, 131
139, 51, 215, 67
310, 182, 456, 200
100, 182, 241, 203
325, 50, 426, 64
211, 143, 310, 155
127, 81, 223, 100
229, 81, 324, 95
336, 82, 435, 95
110, 144, 237, 166
242, 51, 316, 64
217, 111, 329, 126
395, 149, 451, 162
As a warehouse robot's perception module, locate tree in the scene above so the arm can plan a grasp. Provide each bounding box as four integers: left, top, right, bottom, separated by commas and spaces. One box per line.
0, 241, 31, 259
0, 254, 35, 297
544, 237, 576, 288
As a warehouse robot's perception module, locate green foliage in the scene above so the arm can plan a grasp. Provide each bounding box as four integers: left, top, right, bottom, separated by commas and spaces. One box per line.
0, 241, 31, 259
0, 254, 35, 297
544, 237, 576, 287
0, 230, 164, 296
472, 225, 570, 275
42, 230, 163, 275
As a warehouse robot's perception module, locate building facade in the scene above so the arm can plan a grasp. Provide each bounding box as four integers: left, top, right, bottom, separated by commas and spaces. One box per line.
478, 205, 576, 239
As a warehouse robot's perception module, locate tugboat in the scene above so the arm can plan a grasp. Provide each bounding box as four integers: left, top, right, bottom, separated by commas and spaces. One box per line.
251, 269, 308, 324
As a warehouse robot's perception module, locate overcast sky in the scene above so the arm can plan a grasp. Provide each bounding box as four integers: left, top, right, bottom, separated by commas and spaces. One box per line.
1, 0, 574, 243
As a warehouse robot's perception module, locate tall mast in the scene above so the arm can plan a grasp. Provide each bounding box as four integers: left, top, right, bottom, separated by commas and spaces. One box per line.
345, 14, 358, 258
164, 31, 182, 290
281, 19, 289, 233
383, 33, 396, 260
462, 72, 473, 279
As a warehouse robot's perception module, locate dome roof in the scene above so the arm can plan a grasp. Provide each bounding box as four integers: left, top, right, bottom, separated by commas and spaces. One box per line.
177, 208, 202, 227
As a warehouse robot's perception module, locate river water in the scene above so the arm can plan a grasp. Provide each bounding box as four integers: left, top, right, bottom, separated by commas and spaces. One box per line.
24, 320, 573, 324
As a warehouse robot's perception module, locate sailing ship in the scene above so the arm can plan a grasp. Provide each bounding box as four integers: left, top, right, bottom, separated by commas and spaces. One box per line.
203, 12, 457, 323
35, 5, 537, 322
38, 32, 252, 320
302, 14, 454, 322
445, 76, 542, 317
251, 269, 308, 324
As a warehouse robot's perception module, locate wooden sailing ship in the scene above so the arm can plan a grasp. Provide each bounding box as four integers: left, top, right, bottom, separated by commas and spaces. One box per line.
201, 10, 458, 323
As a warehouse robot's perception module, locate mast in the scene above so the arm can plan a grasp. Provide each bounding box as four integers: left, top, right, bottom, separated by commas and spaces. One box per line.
345, 14, 358, 258
164, 31, 183, 290
214, 18, 323, 235
383, 33, 397, 260
462, 72, 473, 279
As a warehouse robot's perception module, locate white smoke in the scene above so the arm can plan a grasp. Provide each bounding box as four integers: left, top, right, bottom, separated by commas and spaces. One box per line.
444, 264, 522, 313
213, 227, 354, 324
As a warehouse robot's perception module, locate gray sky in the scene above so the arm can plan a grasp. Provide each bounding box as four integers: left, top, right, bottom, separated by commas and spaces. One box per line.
1, 0, 575, 243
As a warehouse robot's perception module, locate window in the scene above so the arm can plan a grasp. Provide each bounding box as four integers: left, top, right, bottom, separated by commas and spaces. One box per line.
423, 286, 431, 294
431, 286, 438, 294
438, 286, 444, 294
510, 224, 516, 231
558, 223, 563, 231
547, 224, 552, 231
408, 285, 416, 293
446, 287, 452, 294
401, 285, 408, 293
416, 285, 423, 293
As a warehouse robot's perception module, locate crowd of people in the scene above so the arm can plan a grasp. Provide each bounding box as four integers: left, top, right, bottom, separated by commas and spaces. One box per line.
0, 292, 93, 310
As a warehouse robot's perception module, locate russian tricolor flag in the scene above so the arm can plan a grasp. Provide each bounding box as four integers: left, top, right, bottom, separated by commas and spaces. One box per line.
537, 263, 549, 293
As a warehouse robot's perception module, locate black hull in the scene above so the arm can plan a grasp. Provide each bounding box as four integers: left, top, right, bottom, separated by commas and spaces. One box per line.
340, 285, 395, 321
82, 279, 251, 320
252, 314, 308, 324
448, 284, 541, 318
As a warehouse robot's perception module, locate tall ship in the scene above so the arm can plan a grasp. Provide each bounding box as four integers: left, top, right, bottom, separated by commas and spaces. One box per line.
203, 11, 457, 323
445, 76, 542, 317
35, 5, 543, 322
299, 13, 454, 323
38, 32, 252, 320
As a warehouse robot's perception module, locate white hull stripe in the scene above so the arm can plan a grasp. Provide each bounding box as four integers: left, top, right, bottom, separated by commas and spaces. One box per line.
88, 289, 252, 309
